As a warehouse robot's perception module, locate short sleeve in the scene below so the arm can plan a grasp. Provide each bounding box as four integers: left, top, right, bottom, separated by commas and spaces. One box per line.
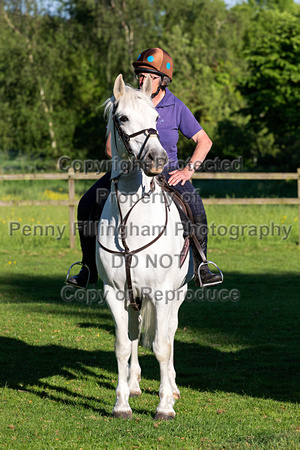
178, 102, 202, 139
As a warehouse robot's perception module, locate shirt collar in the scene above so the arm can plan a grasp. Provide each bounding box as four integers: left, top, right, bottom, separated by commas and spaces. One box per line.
156, 88, 174, 108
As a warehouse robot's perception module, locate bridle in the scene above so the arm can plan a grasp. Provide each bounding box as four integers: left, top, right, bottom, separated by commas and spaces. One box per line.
97, 101, 169, 311
112, 102, 160, 162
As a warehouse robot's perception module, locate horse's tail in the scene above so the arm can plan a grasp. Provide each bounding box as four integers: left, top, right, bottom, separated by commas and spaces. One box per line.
140, 299, 156, 349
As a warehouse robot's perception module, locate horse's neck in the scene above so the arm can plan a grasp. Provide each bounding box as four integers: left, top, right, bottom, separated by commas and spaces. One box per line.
111, 164, 153, 218
116, 170, 151, 195
111, 146, 152, 194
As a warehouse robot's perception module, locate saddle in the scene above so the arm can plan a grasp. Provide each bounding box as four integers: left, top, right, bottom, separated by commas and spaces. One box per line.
156, 175, 203, 268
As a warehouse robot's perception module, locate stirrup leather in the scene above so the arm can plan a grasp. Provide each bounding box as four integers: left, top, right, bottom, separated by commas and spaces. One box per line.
65, 261, 90, 289
198, 261, 224, 288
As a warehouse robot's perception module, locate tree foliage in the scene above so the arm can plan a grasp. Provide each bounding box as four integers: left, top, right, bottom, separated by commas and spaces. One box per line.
0, 0, 299, 170
240, 9, 300, 169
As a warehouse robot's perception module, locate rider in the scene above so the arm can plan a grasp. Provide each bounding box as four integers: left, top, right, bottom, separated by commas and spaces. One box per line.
67, 47, 222, 288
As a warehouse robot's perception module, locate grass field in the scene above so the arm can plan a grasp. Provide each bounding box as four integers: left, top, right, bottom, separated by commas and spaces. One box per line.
0, 195, 299, 448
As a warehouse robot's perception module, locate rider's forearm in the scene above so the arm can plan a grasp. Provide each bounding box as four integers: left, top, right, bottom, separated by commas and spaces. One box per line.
189, 129, 212, 170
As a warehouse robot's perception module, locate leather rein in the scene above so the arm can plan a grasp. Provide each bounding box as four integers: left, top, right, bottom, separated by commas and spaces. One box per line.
97, 103, 169, 311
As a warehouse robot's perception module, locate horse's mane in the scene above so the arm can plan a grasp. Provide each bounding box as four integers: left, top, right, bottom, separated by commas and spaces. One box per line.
103, 84, 154, 137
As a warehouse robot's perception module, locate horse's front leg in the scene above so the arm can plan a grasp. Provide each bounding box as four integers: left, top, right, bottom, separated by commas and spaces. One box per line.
128, 307, 142, 397
105, 286, 132, 419
153, 297, 175, 420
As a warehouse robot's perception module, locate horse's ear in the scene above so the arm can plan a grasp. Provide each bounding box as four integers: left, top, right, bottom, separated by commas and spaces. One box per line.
113, 74, 126, 101
141, 75, 152, 98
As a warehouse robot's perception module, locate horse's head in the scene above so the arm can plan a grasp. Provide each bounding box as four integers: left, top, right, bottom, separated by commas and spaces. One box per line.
107, 74, 168, 177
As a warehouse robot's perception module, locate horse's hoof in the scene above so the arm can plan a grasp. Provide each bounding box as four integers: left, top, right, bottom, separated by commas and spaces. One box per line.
173, 392, 181, 400
112, 410, 132, 419
154, 412, 175, 421
130, 391, 141, 398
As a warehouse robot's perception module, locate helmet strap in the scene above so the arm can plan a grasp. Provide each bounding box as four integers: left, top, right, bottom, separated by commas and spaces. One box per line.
151, 85, 162, 99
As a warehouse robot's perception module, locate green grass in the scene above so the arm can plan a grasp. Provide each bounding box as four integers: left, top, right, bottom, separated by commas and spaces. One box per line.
0, 205, 70, 251
206, 204, 298, 247
0, 179, 94, 203
0, 198, 299, 448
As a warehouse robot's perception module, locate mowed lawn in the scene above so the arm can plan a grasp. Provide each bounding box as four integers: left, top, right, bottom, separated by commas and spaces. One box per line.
0, 203, 299, 448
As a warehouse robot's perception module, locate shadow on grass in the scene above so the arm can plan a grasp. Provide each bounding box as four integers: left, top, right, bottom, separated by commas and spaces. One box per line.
0, 336, 116, 415
0, 271, 299, 413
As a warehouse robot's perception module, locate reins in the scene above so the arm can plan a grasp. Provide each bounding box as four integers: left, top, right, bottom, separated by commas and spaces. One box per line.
97, 178, 169, 311
97, 103, 168, 311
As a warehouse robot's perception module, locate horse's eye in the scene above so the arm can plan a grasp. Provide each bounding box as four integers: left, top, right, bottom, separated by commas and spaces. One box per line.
119, 115, 128, 123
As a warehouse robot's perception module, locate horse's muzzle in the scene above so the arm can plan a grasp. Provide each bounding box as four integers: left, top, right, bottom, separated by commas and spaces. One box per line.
142, 149, 168, 176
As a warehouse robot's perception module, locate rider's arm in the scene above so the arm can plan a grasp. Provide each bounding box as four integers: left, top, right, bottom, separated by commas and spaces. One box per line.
168, 129, 212, 186
188, 129, 212, 170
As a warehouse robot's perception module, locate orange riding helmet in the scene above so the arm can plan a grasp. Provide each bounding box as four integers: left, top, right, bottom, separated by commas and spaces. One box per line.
132, 48, 173, 81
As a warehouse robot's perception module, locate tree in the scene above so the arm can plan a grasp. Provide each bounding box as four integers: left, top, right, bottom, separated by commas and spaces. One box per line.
151, 0, 251, 160
239, 8, 300, 169
0, 0, 109, 161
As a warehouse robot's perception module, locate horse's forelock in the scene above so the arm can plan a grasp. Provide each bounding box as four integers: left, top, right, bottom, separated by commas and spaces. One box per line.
124, 85, 153, 110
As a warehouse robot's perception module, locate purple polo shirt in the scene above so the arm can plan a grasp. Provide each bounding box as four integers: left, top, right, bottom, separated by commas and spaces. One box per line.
155, 88, 202, 164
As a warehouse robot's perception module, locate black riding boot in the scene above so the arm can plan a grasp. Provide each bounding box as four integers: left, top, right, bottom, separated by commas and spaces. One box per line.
66, 223, 99, 288
192, 214, 223, 287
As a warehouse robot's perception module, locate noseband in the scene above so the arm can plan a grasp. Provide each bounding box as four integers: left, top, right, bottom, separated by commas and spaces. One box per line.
112, 103, 160, 160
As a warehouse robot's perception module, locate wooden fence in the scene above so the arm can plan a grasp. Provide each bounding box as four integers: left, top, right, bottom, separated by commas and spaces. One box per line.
1, 169, 299, 248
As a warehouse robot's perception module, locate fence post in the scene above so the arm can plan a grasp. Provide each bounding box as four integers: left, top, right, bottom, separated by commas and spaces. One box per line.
68, 168, 76, 249
297, 167, 300, 247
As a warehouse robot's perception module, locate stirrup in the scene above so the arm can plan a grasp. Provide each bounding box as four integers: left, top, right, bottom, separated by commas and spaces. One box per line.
65, 261, 90, 289
198, 261, 224, 288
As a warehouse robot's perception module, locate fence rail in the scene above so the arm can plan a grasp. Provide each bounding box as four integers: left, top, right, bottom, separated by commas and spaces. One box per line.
1, 169, 299, 248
